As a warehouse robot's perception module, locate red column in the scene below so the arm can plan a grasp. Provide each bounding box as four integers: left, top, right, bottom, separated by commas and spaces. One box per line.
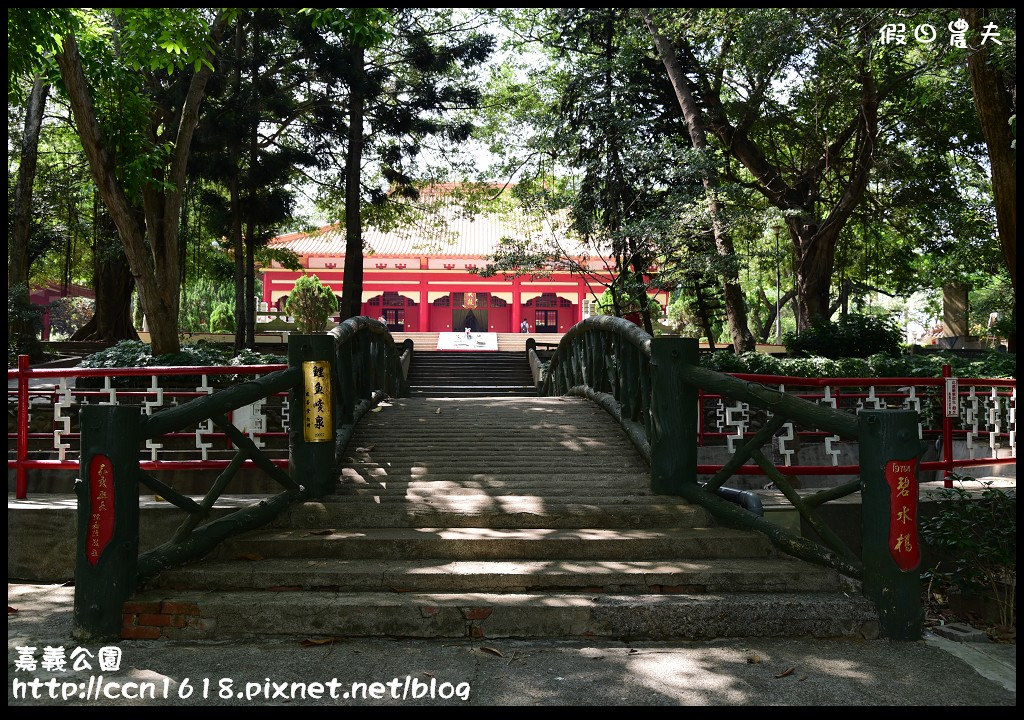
419, 277, 429, 331
512, 277, 522, 331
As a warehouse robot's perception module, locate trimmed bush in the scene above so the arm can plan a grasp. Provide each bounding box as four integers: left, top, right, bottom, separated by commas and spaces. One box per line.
285, 274, 337, 334
699, 349, 1012, 380
784, 313, 903, 359
209, 302, 235, 333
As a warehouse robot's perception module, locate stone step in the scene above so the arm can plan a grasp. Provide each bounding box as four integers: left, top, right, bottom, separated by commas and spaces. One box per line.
126, 589, 878, 640
330, 489, 662, 502
217, 526, 773, 561
273, 500, 711, 529
336, 472, 652, 482
338, 463, 646, 473
154, 557, 846, 594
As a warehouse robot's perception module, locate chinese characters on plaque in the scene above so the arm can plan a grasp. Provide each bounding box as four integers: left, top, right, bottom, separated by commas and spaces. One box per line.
878, 19, 1001, 47
302, 361, 333, 442
885, 458, 921, 572
87, 455, 115, 565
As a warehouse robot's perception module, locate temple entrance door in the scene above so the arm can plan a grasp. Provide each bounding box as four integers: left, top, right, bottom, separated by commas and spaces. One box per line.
382, 308, 405, 332
453, 308, 487, 332
535, 310, 558, 333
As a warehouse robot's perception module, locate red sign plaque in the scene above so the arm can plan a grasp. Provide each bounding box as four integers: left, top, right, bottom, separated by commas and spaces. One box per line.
87, 454, 115, 565
885, 458, 920, 571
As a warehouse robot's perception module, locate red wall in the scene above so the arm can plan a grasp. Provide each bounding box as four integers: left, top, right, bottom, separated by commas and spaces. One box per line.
489, 306, 511, 333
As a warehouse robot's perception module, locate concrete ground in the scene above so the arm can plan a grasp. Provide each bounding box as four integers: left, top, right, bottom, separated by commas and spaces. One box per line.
8, 583, 1014, 706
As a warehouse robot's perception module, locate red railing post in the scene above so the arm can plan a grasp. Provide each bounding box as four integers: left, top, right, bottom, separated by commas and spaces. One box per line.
16, 354, 30, 498
941, 364, 954, 488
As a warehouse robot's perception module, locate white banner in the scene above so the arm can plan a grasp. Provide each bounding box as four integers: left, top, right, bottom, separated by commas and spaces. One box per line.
944, 377, 959, 417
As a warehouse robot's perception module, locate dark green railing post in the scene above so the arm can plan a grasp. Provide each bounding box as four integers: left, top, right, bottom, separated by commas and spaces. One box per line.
649, 336, 699, 495
859, 410, 925, 640
289, 334, 337, 497
74, 405, 141, 641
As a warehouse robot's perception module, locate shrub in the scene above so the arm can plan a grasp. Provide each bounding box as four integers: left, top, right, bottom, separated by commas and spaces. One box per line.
784, 313, 903, 359
230, 348, 286, 366
919, 477, 1016, 629
285, 274, 336, 334
698, 349, 1012, 380
180, 276, 235, 334
209, 302, 235, 333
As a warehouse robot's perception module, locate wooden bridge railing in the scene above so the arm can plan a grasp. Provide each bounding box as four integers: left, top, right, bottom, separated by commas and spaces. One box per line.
541, 316, 923, 640
74, 318, 409, 641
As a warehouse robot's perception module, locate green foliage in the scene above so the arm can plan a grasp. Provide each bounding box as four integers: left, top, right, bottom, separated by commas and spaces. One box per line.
595, 273, 663, 317
179, 275, 234, 334
285, 274, 336, 334
783, 313, 903, 359
699, 349, 1014, 380
919, 477, 1016, 628
79, 339, 282, 369
208, 301, 235, 334
230, 347, 285, 366
46, 296, 95, 339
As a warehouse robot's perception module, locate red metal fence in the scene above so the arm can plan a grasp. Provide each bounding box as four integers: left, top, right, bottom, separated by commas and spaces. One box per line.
697, 368, 1015, 484
9, 356, 1016, 498
8, 356, 289, 498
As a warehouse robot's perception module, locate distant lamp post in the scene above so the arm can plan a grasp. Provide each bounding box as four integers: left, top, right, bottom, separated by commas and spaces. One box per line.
773, 223, 783, 344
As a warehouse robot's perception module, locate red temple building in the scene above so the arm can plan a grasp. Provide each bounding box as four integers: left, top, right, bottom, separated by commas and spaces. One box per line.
262, 188, 668, 334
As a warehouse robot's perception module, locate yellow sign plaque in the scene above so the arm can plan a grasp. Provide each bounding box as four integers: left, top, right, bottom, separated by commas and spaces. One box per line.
302, 360, 333, 442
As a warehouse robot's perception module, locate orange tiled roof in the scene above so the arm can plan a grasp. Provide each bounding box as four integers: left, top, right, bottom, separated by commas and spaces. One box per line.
268, 192, 594, 259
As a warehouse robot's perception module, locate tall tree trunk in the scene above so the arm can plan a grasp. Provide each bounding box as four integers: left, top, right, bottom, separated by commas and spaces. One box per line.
244, 19, 260, 349
642, 10, 755, 352
71, 222, 139, 342
55, 17, 226, 356
961, 8, 1016, 353
9, 73, 50, 357
670, 20, 879, 331
792, 219, 841, 325
231, 17, 245, 355
245, 225, 256, 349
231, 172, 245, 354
340, 43, 365, 321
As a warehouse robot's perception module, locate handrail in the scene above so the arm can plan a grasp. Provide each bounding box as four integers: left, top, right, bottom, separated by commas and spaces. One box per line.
541, 319, 860, 569
541, 316, 947, 638
71, 321, 409, 641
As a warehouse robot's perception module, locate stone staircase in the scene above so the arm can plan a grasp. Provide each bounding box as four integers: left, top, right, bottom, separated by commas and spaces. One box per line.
133, 397, 878, 641
393, 332, 564, 352
406, 351, 536, 397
